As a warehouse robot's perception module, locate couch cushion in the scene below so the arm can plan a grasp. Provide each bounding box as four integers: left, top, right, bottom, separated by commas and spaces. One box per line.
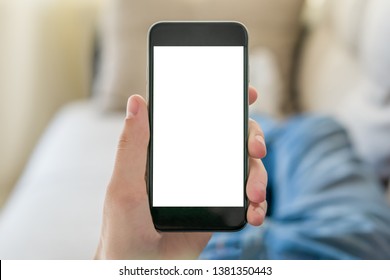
0, 101, 123, 259
94, 0, 304, 113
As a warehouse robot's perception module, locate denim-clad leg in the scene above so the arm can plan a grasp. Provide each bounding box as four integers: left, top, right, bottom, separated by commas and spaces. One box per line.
199, 114, 390, 260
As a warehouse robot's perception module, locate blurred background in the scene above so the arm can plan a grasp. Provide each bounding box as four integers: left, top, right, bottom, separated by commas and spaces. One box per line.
0, 0, 103, 206
0, 0, 389, 258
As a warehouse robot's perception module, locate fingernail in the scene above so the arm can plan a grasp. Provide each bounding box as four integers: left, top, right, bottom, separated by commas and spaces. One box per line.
126, 96, 139, 119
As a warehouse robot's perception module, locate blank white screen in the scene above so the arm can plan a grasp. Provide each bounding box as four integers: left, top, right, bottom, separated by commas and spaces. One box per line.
153, 46, 244, 207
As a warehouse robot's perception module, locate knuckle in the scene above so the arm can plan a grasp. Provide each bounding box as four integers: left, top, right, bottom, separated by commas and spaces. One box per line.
117, 134, 130, 150
248, 119, 264, 136
107, 182, 147, 209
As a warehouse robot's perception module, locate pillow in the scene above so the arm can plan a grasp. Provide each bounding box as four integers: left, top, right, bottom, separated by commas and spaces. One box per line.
94, 0, 304, 112
337, 0, 390, 179
359, 0, 390, 89
298, 0, 390, 179
335, 76, 390, 179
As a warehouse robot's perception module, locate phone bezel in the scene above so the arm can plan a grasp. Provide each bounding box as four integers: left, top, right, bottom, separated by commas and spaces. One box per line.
147, 22, 249, 231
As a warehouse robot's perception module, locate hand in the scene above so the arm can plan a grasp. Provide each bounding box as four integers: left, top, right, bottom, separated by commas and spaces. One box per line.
95, 86, 267, 259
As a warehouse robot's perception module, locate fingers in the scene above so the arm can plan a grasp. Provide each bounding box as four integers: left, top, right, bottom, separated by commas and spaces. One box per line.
246, 157, 267, 204
110, 95, 150, 191
248, 119, 266, 158
246, 157, 268, 226
246, 157, 267, 226
246, 100, 268, 226
247, 200, 267, 226
249, 85, 258, 105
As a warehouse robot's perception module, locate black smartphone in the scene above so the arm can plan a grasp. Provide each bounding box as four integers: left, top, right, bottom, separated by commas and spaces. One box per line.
147, 22, 248, 231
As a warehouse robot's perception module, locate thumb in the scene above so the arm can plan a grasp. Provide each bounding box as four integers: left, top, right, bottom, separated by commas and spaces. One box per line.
111, 95, 150, 188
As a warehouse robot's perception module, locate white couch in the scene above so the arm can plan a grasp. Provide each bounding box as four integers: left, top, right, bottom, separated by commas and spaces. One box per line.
0, 103, 122, 258
0, 0, 389, 259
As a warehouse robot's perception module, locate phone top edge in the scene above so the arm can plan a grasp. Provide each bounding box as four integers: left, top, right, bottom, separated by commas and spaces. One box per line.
148, 21, 248, 47
148, 20, 248, 26
148, 21, 248, 35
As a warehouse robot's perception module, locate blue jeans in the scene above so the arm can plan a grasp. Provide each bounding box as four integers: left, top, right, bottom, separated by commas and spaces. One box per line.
200, 115, 390, 259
